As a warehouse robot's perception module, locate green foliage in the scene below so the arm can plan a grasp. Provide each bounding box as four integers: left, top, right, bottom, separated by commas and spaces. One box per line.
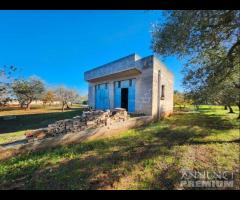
12, 77, 45, 110
42, 90, 55, 105
152, 10, 239, 59
152, 11, 240, 114
82, 100, 88, 105
174, 91, 192, 110
0, 65, 17, 107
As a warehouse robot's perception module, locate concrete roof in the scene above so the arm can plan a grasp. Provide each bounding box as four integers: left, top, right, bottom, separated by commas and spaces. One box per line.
84, 53, 141, 82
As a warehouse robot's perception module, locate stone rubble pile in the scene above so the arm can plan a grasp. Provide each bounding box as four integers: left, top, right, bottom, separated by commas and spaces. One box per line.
25, 108, 129, 141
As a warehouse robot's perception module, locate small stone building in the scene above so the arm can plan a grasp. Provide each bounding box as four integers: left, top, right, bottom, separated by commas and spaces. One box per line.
84, 53, 174, 119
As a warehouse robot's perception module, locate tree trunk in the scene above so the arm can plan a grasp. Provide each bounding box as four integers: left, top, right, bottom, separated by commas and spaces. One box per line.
224, 105, 228, 110
62, 103, 65, 112
179, 105, 182, 111
66, 104, 70, 109
237, 104, 240, 119
20, 102, 25, 109
26, 103, 31, 110
25, 99, 32, 110
227, 105, 234, 113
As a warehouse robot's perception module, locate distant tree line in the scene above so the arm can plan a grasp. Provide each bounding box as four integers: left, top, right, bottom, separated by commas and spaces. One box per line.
173, 90, 193, 110
0, 66, 87, 112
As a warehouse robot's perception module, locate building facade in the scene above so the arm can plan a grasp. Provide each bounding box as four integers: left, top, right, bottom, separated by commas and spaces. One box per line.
84, 53, 174, 118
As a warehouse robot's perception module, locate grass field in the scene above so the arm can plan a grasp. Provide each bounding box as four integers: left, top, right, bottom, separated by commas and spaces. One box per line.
0, 105, 83, 144
0, 105, 239, 189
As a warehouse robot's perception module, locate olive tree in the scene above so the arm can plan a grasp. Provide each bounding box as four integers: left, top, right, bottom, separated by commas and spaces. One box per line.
0, 65, 17, 107
174, 90, 192, 110
12, 77, 45, 110
42, 90, 55, 106
152, 10, 240, 117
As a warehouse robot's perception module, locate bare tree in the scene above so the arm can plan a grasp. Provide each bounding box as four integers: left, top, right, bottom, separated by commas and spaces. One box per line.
54, 87, 79, 111
68, 89, 79, 107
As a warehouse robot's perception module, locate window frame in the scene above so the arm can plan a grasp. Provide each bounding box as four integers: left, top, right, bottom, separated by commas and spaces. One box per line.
161, 85, 165, 100
118, 81, 121, 88
129, 79, 132, 87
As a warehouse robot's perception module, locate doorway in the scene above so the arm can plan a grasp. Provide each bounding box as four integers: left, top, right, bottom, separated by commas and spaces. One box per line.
121, 88, 128, 111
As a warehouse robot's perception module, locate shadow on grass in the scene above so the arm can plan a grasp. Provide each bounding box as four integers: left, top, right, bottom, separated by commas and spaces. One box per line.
165, 113, 237, 130
189, 138, 240, 145
0, 111, 239, 189
0, 129, 178, 189
0, 108, 83, 134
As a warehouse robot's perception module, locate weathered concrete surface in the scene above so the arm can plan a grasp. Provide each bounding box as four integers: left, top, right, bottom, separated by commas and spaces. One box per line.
88, 115, 153, 140
88, 83, 95, 108
135, 56, 154, 116
152, 57, 174, 119
84, 54, 141, 81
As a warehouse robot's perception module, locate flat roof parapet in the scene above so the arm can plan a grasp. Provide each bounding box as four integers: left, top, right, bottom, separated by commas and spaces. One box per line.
84, 53, 141, 81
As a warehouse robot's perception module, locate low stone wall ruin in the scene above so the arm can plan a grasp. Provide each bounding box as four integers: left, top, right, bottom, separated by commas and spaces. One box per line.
25, 108, 129, 141
0, 112, 153, 159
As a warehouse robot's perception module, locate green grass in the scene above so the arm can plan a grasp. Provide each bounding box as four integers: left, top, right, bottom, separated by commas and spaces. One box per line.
0, 131, 26, 144
0, 105, 239, 189
0, 105, 83, 144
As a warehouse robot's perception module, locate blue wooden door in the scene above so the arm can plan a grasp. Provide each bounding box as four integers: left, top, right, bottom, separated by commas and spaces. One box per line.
95, 85, 99, 109
128, 79, 135, 112
114, 81, 121, 108
102, 83, 110, 110
114, 79, 135, 112
95, 83, 109, 110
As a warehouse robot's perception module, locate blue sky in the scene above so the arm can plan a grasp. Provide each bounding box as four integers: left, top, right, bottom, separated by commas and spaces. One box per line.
0, 10, 184, 95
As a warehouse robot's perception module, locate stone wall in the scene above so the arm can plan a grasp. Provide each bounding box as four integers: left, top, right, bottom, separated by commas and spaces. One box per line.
0, 115, 154, 159
25, 109, 129, 141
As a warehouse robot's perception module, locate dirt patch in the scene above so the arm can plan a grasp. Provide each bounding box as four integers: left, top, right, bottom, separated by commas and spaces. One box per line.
180, 145, 216, 171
